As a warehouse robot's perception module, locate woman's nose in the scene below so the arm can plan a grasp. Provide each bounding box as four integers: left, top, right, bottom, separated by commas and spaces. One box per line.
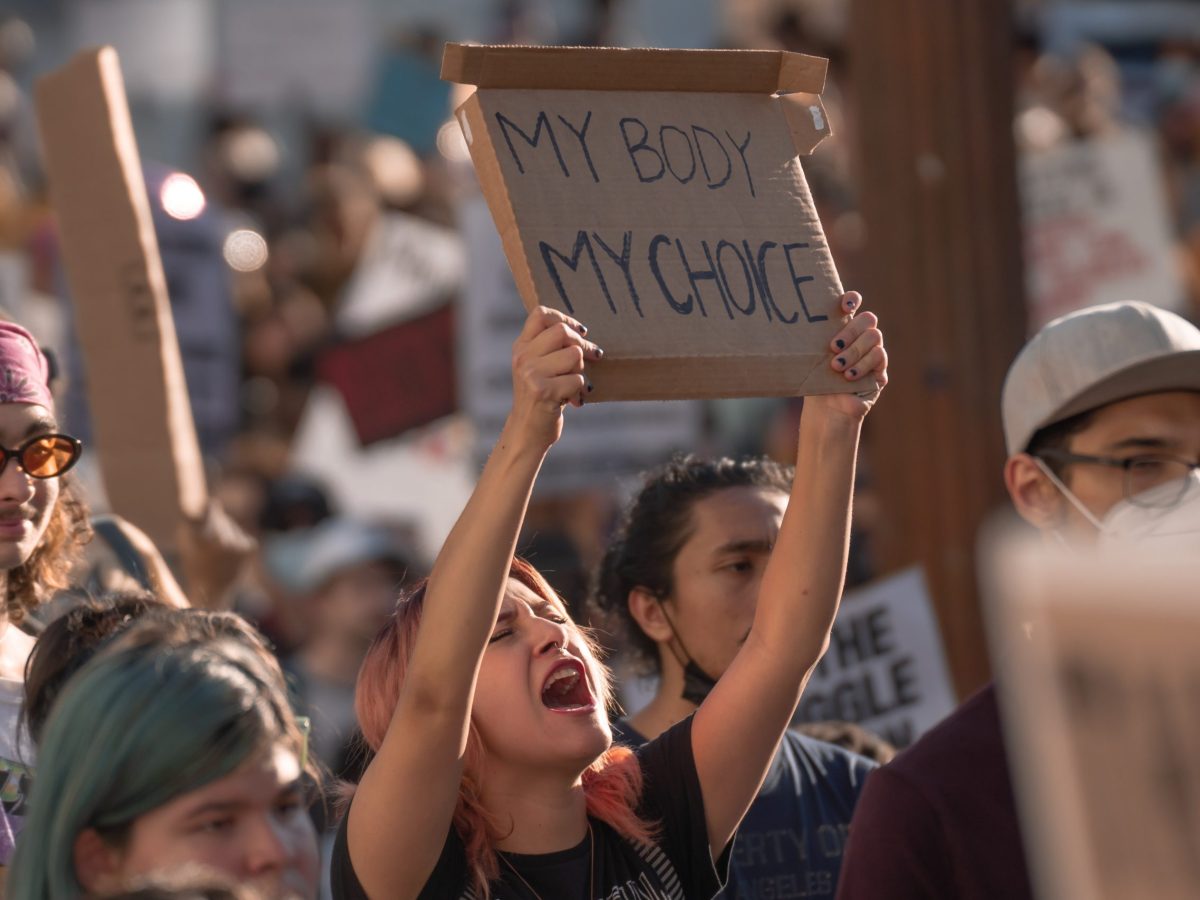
531, 619, 569, 655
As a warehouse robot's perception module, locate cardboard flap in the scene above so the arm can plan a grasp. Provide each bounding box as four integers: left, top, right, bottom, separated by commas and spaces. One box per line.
442, 43, 827, 95
780, 92, 832, 156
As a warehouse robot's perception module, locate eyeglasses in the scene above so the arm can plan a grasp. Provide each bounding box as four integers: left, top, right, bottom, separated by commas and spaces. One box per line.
0, 434, 83, 480
1036, 449, 1199, 509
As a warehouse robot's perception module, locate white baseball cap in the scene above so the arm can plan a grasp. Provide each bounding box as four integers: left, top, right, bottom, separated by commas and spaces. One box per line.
1001, 301, 1200, 455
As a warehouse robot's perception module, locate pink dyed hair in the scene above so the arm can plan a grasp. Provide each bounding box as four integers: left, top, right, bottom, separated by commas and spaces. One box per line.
354, 557, 656, 899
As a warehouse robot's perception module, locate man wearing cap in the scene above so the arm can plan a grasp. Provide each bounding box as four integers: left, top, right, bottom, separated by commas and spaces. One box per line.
0, 322, 89, 870
836, 301, 1200, 899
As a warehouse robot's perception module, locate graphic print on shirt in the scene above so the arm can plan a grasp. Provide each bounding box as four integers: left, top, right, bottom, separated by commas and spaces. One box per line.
0, 753, 33, 863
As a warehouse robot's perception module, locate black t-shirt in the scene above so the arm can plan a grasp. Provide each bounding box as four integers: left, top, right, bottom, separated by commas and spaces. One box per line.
613, 719, 875, 899
330, 715, 730, 899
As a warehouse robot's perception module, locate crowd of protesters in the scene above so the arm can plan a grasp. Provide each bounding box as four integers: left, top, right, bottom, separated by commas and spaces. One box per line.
0, 265, 1191, 900
0, 5, 1193, 900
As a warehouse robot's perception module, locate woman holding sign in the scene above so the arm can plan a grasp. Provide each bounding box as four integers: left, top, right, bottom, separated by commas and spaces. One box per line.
332, 294, 887, 900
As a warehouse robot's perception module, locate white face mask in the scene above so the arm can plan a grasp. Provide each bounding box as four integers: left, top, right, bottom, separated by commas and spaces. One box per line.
1035, 460, 1200, 550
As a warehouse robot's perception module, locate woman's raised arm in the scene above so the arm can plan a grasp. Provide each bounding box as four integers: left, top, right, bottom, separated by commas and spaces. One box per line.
346, 307, 601, 899
692, 292, 888, 855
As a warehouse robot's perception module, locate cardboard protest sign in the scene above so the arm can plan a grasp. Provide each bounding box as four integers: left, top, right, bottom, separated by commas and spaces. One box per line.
35, 47, 207, 554
985, 536, 1200, 900
795, 567, 956, 748
443, 44, 852, 402
1021, 130, 1186, 329
458, 192, 701, 496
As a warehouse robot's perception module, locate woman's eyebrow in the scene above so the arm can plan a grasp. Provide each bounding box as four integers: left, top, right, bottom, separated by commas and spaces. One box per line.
532, 599, 568, 619
180, 798, 246, 821
20, 418, 58, 439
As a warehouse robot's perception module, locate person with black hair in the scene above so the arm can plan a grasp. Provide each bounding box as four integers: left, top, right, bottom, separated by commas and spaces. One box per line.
590, 454, 877, 899
21, 591, 162, 746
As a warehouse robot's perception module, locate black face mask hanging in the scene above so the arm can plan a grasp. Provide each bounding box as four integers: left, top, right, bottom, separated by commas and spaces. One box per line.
681, 658, 719, 705
655, 598, 719, 705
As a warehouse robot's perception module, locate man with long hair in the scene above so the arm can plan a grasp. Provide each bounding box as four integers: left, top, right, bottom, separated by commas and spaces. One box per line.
0, 322, 89, 869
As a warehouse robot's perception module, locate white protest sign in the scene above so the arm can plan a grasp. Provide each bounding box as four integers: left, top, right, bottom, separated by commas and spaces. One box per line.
458, 193, 702, 496
1021, 130, 1186, 329
794, 567, 956, 748
290, 387, 474, 561
336, 212, 465, 337
985, 536, 1200, 900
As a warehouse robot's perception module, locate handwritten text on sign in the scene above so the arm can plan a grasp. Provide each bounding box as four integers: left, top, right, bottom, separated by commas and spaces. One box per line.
463, 89, 841, 360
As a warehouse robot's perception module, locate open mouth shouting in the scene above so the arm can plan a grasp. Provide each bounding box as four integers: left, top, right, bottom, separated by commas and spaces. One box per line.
540, 659, 597, 713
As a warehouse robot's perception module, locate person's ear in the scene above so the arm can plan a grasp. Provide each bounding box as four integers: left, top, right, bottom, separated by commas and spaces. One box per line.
73, 828, 123, 895
627, 587, 674, 644
1005, 453, 1066, 529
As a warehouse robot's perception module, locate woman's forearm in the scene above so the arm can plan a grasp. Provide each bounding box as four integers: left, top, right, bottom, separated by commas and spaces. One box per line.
750, 406, 861, 686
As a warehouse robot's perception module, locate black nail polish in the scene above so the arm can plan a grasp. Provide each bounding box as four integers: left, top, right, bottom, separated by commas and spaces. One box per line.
596, 347, 604, 359
835, 339, 845, 350
848, 368, 858, 377
577, 323, 588, 335
586, 381, 594, 392
836, 357, 846, 368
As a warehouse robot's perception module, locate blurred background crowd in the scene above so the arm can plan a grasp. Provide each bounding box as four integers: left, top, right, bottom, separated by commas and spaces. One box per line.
0, 0, 1198, 867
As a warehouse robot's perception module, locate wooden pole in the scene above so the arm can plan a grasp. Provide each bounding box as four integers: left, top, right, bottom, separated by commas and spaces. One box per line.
848, 0, 1028, 697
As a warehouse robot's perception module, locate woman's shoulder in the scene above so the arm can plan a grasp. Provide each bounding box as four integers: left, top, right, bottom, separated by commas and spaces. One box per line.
330, 804, 470, 900
634, 713, 695, 767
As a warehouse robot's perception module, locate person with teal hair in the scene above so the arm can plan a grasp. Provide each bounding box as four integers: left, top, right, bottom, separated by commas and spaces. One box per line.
8, 623, 319, 900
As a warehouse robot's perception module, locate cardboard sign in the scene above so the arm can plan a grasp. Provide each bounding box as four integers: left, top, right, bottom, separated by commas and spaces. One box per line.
1021, 130, 1186, 329
985, 537, 1200, 900
443, 44, 853, 402
794, 567, 956, 749
458, 192, 701, 496
35, 48, 207, 554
